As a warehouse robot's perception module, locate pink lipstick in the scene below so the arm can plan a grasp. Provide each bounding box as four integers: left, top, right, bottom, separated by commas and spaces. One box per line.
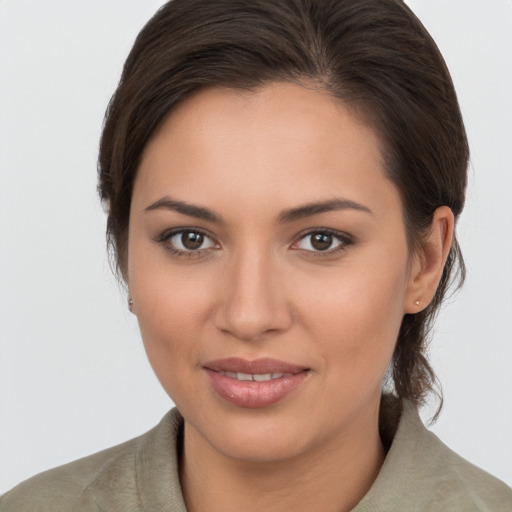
203, 358, 309, 408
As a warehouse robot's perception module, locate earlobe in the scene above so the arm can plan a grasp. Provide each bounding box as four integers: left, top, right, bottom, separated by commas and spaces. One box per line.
404, 206, 455, 314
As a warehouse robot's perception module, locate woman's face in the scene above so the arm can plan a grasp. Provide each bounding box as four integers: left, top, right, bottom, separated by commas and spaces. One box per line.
128, 83, 418, 463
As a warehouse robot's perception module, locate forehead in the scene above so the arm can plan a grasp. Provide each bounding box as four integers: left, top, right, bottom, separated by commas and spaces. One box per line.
134, 83, 400, 220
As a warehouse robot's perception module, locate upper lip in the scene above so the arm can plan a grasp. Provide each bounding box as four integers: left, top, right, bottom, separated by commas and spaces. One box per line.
204, 357, 308, 374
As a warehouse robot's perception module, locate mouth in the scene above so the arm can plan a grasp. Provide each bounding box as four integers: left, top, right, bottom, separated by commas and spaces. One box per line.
214, 371, 295, 382
203, 358, 310, 408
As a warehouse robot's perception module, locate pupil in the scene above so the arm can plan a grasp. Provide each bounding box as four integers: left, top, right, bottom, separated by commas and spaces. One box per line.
311, 233, 332, 251
182, 231, 204, 250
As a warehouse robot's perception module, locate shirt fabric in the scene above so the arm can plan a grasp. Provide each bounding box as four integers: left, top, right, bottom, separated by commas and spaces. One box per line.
1, 400, 511, 511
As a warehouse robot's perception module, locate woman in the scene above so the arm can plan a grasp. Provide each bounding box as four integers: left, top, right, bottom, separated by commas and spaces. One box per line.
1, 0, 511, 510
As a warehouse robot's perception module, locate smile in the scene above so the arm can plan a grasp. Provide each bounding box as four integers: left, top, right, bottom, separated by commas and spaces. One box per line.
217, 371, 293, 382
203, 358, 310, 408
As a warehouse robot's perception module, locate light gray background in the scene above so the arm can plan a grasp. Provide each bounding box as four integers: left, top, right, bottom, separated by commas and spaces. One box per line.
1, 0, 511, 492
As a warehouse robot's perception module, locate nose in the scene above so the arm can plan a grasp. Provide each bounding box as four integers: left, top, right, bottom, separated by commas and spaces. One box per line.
213, 247, 293, 341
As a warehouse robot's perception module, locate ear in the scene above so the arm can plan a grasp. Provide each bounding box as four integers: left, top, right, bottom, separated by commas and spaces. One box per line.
404, 206, 455, 314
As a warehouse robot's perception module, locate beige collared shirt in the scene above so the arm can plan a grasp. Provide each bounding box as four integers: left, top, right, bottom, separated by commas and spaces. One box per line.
1, 401, 511, 511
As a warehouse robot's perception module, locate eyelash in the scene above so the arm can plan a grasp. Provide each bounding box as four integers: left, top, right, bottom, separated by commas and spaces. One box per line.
292, 229, 354, 257
156, 228, 219, 259
156, 228, 354, 259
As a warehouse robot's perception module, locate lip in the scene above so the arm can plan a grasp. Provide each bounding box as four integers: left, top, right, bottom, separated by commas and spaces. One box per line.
203, 358, 310, 408
204, 357, 307, 375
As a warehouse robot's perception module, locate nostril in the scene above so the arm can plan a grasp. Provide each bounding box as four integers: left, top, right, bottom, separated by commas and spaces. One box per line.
214, 310, 291, 341
213, 263, 293, 339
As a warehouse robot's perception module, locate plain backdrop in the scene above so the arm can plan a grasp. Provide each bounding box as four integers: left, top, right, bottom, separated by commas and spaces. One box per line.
1, 0, 511, 493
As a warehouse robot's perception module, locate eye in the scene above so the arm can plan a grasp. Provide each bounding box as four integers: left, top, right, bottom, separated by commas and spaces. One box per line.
292, 230, 351, 253
162, 229, 218, 254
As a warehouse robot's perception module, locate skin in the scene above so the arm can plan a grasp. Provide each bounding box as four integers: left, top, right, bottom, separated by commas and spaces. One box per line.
127, 83, 454, 512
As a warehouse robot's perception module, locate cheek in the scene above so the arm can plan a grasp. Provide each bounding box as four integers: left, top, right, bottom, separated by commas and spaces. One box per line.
133, 281, 211, 406
294, 258, 408, 381
137, 281, 209, 343
128, 246, 215, 384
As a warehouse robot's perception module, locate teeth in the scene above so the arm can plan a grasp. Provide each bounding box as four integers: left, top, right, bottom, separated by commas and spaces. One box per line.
253, 373, 273, 382
219, 371, 290, 381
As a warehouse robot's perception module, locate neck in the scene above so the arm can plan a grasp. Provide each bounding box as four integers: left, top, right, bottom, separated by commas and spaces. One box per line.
180, 402, 386, 512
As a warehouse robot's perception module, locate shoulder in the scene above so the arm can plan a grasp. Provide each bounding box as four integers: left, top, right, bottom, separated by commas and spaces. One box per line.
0, 409, 185, 512
0, 439, 138, 512
419, 428, 512, 510
357, 398, 512, 511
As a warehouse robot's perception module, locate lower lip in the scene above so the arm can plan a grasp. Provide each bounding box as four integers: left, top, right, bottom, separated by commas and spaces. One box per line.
204, 369, 309, 408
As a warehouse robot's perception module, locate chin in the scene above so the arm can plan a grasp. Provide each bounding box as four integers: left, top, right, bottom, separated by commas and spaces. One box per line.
214, 425, 310, 464
183, 400, 319, 464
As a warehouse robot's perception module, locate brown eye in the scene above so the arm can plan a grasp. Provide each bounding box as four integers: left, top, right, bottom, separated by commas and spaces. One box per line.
294, 230, 349, 253
182, 231, 204, 250
311, 233, 333, 251
167, 230, 216, 252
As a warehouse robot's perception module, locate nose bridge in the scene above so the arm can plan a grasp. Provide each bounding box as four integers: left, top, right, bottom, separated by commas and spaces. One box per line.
215, 242, 290, 340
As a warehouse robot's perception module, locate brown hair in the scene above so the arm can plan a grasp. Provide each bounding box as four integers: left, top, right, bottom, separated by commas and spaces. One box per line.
98, 0, 468, 411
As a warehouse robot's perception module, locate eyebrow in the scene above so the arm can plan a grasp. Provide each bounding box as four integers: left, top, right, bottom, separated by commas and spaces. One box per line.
277, 198, 373, 223
144, 196, 372, 224
144, 197, 223, 223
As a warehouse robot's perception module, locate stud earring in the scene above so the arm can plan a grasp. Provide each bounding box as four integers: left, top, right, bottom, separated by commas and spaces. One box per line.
128, 298, 134, 311
414, 299, 420, 306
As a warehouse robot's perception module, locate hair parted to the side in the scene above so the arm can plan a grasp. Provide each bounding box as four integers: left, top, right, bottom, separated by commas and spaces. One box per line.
98, 0, 468, 415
